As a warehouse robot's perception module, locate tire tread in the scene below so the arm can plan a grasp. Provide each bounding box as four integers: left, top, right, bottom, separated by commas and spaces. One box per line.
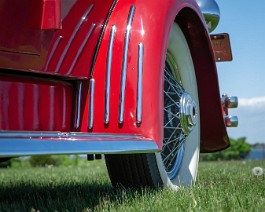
105, 154, 163, 188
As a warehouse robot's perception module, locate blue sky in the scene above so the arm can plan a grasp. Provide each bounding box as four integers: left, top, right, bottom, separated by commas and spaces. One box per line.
214, 1, 265, 143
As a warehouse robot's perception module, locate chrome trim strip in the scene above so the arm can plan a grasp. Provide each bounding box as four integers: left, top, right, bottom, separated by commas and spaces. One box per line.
105, 25, 116, 124
88, 79, 95, 129
55, 4, 94, 73
75, 82, 82, 129
0, 131, 68, 138
90, 0, 118, 76
119, 5, 136, 124
0, 132, 158, 157
0, 131, 150, 138
67, 23, 96, 75
45, 36, 63, 71
137, 43, 144, 124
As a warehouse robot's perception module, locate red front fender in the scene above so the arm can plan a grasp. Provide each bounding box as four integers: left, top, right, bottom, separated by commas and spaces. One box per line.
79, 0, 229, 152
177, 9, 230, 152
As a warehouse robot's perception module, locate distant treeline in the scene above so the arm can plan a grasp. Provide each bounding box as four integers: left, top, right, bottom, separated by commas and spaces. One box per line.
200, 137, 251, 161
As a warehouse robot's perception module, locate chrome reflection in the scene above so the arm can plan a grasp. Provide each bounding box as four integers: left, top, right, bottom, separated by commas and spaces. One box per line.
221, 94, 238, 108
224, 115, 238, 127
137, 43, 144, 125
105, 25, 116, 124
88, 78, 95, 129
196, 0, 220, 32
221, 94, 238, 128
75, 82, 82, 129
180, 92, 198, 135
45, 36, 63, 71
119, 5, 136, 124
0, 132, 159, 157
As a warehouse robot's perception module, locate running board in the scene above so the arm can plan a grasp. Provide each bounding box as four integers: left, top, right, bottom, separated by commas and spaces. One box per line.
0, 132, 159, 157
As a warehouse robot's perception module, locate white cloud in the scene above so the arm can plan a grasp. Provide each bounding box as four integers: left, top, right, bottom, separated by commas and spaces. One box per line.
227, 97, 265, 143
239, 97, 265, 107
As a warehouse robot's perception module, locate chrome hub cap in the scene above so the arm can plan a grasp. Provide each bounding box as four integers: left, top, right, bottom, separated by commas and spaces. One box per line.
180, 92, 198, 135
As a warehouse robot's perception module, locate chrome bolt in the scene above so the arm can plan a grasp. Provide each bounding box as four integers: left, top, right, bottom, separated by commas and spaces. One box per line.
221, 94, 238, 108
224, 115, 238, 127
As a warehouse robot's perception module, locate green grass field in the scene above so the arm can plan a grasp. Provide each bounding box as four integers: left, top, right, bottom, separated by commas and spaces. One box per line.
0, 158, 264, 211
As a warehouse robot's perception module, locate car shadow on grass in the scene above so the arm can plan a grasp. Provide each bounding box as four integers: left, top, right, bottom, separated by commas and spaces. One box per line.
0, 181, 155, 211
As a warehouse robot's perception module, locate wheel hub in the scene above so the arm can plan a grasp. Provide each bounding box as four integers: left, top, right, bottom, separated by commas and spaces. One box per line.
180, 92, 198, 135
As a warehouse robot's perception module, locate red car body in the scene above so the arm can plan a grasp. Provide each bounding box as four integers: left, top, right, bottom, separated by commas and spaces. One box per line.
0, 0, 233, 157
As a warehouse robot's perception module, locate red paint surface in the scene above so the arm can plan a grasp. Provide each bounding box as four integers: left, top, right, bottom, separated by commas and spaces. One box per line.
0, 0, 114, 77
29, 0, 61, 29
84, 0, 229, 151
0, 75, 73, 131
0, 0, 230, 152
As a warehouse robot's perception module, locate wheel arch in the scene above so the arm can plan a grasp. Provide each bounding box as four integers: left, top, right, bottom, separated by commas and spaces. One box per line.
176, 8, 230, 152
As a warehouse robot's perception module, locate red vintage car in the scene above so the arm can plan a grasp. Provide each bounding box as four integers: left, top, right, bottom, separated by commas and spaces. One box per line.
0, 0, 237, 190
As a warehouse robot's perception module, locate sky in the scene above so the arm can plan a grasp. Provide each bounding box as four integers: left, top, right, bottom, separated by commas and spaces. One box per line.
214, 1, 265, 144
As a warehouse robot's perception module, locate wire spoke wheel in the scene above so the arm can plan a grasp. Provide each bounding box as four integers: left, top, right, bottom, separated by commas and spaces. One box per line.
162, 65, 187, 179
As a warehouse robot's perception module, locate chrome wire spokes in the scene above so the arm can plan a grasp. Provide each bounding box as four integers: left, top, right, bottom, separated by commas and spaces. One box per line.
162, 66, 187, 173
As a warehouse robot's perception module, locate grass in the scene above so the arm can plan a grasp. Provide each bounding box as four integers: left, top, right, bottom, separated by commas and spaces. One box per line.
0, 158, 264, 211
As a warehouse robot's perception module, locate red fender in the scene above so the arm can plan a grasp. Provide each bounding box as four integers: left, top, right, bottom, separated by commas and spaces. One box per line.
79, 0, 229, 152
176, 9, 230, 152
0, 0, 229, 152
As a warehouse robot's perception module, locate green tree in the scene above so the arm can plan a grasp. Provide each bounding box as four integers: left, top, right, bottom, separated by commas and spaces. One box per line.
201, 137, 251, 161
